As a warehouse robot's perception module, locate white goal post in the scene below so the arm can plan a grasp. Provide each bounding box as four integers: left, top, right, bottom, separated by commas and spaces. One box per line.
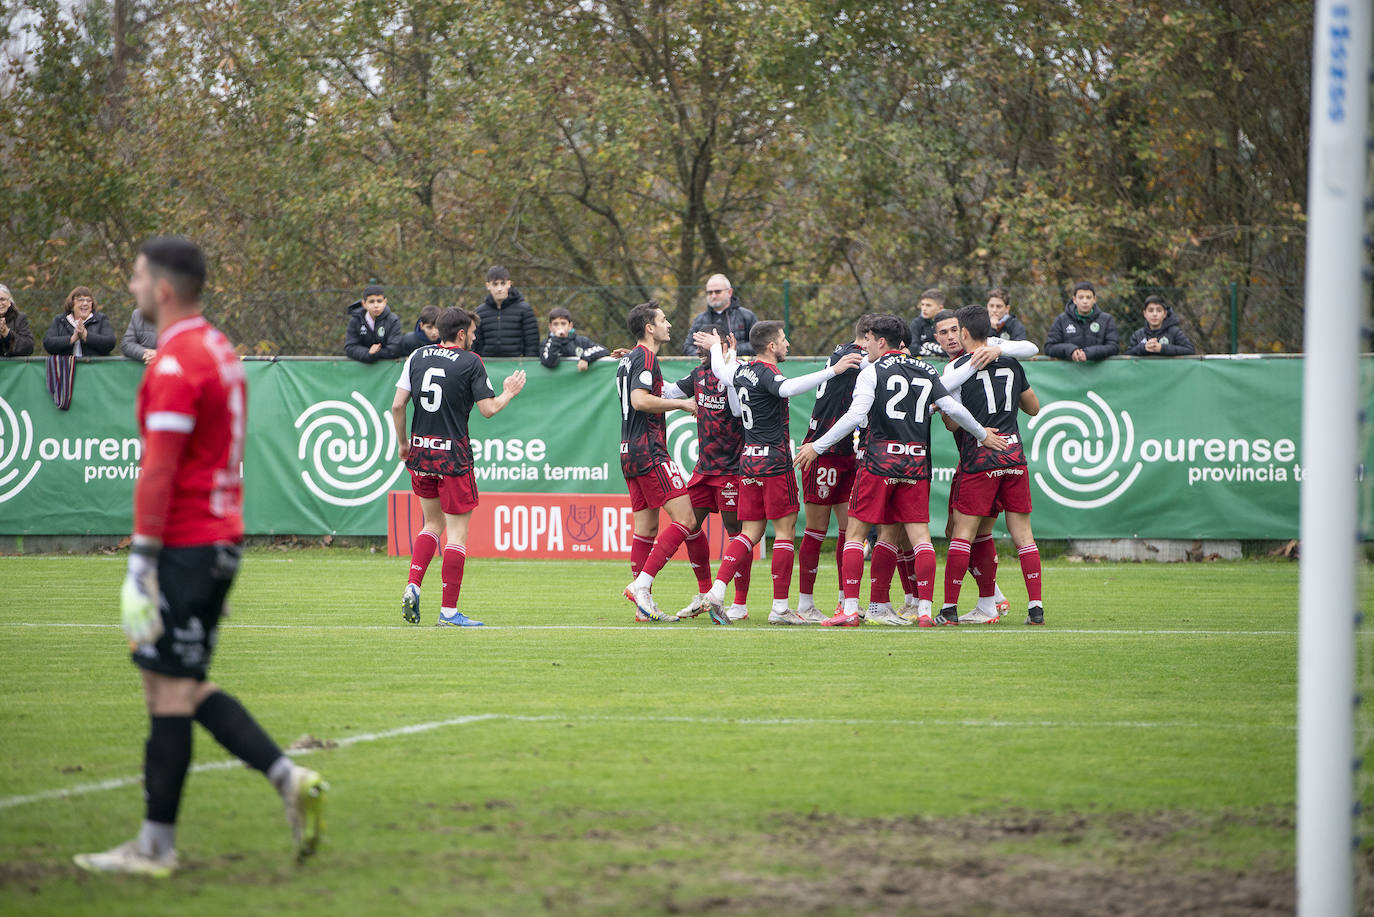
1299, 2, 1370, 915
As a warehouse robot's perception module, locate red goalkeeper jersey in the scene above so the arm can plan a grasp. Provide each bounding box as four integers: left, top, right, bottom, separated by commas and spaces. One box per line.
134, 315, 246, 546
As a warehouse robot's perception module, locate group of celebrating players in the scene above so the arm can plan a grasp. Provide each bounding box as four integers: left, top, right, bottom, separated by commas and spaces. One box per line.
613, 301, 1046, 628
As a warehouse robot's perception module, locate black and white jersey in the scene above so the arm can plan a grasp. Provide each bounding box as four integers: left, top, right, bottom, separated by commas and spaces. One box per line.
731, 360, 793, 476
860, 351, 949, 479
397, 344, 495, 476
948, 353, 1029, 473
671, 362, 743, 476
615, 344, 670, 477
803, 341, 864, 457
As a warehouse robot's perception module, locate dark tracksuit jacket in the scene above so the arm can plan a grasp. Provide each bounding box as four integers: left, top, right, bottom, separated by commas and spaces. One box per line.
681, 295, 758, 356
991, 314, 1028, 341
1126, 308, 1196, 356
344, 301, 405, 362
1044, 302, 1119, 361
540, 332, 610, 368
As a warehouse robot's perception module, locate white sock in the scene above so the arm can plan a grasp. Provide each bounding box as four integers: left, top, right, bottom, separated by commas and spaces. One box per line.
632, 571, 653, 590
441, 605, 457, 617
903, 592, 916, 606
994, 582, 1006, 603
138, 820, 176, 857
729, 603, 748, 615
267, 756, 294, 795
772, 598, 789, 613
917, 599, 933, 617
797, 593, 814, 611
975, 595, 997, 614
707, 581, 727, 602
843, 597, 859, 614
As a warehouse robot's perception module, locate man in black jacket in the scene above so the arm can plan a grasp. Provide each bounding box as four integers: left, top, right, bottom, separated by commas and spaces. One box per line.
540, 307, 610, 370
344, 284, 405, 363
906, 288, 947, 358
1044, 282, 1119, 362
0, 285, 34, 357
682, 274, 758, 356
473, 266, 539, 358
1126, 296, 1197, 356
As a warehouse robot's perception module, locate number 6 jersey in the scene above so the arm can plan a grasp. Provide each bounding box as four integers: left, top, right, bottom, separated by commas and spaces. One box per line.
397, 343, 495, 476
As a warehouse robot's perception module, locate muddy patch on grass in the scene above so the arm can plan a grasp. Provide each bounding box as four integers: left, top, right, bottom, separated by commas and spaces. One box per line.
656, 810, 1312, 916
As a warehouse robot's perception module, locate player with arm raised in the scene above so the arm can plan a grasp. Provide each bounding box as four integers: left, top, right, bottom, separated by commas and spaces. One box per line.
662, 336, 754, 621
795, 314, 1006, 626
925, 308, 1040, 624
795, 316, 873, 622
391, 307, 526, 627
940, 305, 1044, 624
692, 321, 862, 625
621, 302, 732, 624
75, 237, 325, 878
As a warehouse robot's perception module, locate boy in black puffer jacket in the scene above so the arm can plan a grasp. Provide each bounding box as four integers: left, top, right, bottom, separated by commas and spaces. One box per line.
1126, 296, 1196, 356
540, 307, 610, 370
473, 265, 539, 358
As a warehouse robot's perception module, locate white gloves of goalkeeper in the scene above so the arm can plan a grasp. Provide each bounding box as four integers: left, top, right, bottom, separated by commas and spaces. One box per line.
121, 542, 163, 646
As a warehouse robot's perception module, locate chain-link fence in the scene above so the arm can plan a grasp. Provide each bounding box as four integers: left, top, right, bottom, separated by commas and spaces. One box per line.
4, 281, 1306, 358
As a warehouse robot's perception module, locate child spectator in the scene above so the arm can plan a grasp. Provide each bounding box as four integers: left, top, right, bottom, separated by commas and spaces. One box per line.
401, 305, 442, 355
473, 265, 539, 358
986, 287, 1027, 341
1044, 282, 1119, 361
121, 307, 158, 363
0, 284, 35, 357
907, 288, 946, 357
344, 284, 404, 362
540, 307, 610, 370
1126, 295, 1196, 356
43, 286, 116, 356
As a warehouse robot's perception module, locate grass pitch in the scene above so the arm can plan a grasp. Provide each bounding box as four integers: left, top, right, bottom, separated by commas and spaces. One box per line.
0, 550, 1364, 915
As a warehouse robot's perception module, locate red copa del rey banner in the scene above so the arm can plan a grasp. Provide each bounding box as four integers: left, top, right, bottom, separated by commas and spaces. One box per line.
386, 491, 746, 560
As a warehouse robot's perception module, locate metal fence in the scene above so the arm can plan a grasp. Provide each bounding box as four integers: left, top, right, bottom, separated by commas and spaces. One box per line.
5, 281, 1306, 358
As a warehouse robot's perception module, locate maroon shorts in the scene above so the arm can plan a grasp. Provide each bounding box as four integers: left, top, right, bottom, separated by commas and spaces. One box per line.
625, 461, 689, 512
687, 471, 739, 513
848, 467, 930, 525
951, 468, 1000, 517
954, 466, 1032, 517
410, 469, 479, 515
737, 472, 800, 522
801, 452, 856, 506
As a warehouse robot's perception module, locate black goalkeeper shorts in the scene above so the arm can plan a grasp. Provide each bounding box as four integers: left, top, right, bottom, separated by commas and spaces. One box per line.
131, 543, 242, 681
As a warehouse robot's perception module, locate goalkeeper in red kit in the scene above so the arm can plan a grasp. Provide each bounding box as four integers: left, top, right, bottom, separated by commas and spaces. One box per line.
74, 238, 325, 877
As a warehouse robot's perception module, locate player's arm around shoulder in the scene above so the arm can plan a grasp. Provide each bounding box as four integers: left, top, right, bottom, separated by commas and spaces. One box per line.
629, 386, 695, 416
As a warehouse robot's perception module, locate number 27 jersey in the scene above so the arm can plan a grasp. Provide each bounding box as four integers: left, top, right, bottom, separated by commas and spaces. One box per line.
861, 352, 949, 479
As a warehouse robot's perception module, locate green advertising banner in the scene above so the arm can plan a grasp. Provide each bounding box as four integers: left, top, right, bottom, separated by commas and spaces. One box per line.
0, 355, 1361, 539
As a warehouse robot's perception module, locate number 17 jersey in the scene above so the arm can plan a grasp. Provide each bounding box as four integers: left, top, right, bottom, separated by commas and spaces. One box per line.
948, 353, 1028, 473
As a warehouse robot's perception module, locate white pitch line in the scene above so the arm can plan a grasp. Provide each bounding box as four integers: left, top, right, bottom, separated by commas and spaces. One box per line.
0, 712, 1295, 813
0, 622, 1301, 636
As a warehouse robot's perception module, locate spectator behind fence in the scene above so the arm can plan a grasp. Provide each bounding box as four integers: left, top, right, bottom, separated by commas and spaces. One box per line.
681, 273, 758, 356
1044, 282, 1118, 362
0, 284, 34, 357
473, 265, 539, 358
43, 286, 116, 356
986, 287, 1027, 341
540, 307, 610, 371
121, 306, 158, 363
402, 305, 442, 355
344, 283, 404, 363
1126, 295, 1196, 356
906, 288, 947, 358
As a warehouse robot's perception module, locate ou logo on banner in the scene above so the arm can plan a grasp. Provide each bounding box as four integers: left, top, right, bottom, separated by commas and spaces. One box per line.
665, 413, 699, 474
0, 394, 41, 504
1026, 391, 1143, 509
295, 391, 406, 507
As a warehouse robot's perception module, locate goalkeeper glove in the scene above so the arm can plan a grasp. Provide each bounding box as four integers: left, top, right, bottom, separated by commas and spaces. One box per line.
121, 540, 163, 646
